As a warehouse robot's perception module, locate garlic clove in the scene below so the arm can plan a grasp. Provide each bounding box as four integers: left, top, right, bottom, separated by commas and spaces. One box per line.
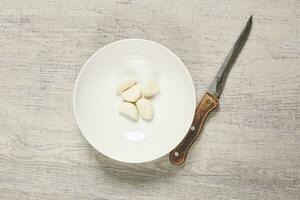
118, 102, 138, 121
143, 80, 160, 98
136, 98, 153, 120
116, 78, 137, 95
121, 85, 142, 102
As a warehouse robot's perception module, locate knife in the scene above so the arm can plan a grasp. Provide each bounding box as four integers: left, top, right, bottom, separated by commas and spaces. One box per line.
169, 16, 252, 166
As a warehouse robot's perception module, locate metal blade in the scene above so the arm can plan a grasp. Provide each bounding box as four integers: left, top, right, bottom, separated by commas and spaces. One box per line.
208, 16, 252, 98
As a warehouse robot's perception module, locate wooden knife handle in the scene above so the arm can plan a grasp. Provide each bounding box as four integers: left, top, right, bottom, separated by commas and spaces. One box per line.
169, 93, 219, 166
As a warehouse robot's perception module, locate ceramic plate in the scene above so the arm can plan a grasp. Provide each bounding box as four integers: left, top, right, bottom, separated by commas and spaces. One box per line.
73, 39, 196, 163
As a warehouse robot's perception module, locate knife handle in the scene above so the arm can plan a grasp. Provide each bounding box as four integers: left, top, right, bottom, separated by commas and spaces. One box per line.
169, 93, 219, 166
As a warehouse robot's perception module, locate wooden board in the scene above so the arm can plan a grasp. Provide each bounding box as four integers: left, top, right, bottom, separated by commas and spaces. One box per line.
0, 0, 299, 199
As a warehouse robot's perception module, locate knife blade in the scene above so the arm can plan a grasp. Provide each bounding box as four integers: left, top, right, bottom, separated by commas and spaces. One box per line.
169, 16, 252, 166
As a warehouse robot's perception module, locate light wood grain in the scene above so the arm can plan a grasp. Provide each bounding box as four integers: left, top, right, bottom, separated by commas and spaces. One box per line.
0, 0, 299, 199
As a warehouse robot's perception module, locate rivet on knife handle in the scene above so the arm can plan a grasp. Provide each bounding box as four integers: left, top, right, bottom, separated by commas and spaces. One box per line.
169, 93, 219, 166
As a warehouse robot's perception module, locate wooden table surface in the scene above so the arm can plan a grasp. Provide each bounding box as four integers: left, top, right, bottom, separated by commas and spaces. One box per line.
0, 0, 299, 199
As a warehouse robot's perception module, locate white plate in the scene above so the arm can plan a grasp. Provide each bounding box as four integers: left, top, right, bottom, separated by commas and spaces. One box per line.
73, 39, 196, 163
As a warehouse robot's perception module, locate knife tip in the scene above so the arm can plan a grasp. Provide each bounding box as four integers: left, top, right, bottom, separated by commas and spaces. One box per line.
249, 15, 253, 22
247, 15, 253, 27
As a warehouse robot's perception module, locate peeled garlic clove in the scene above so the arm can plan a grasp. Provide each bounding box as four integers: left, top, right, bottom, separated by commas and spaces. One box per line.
136, 98, 153, 120
143, 80, 160, 98
116, 78, 137, 95
118, 102, 138, 121
122, 85, 142, 102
